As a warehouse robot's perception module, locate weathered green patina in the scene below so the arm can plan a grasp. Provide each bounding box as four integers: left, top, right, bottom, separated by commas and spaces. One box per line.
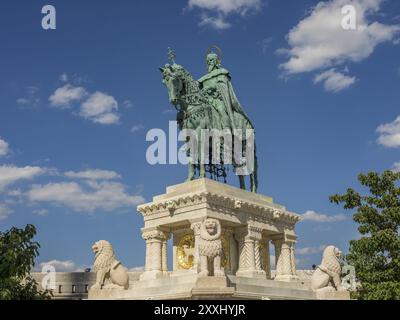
160, 47, 258, 192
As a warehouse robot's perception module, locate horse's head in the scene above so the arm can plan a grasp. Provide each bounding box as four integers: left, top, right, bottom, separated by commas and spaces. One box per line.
159, 64, 184, 106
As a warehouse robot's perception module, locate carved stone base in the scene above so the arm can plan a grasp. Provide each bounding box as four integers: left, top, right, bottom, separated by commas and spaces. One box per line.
139, 270, 164, 281
236, 270, 267, 278
274, 275, 300, 282
315, 290, 351, 300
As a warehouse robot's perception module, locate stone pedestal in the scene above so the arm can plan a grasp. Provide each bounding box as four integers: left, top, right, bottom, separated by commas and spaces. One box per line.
89, 179, 352, 300
137, 178, 301, 282
316, 290, 351, 300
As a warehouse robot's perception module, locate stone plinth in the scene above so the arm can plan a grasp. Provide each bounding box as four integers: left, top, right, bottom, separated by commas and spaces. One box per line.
316, 290, 351, 300
87, 179, 351, 300
137, 179, 301, 281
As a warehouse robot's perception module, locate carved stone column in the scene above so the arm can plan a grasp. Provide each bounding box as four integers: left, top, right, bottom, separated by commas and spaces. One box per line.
262, 238, 272, 279
273, 236, 299, 281
190, 221, 202, 273
140, 229, 168, 280
289, 241, 298, 278
235, 226, 265, 278
272, 239, 283, 278
161, 232, 171, 274
254, 239, 262, 272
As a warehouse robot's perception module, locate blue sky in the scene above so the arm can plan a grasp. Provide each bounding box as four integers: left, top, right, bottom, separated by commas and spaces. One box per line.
0, 0, 399, 271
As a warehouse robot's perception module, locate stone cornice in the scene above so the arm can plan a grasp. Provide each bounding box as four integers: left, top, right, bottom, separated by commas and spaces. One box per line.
137, 192, 302, 225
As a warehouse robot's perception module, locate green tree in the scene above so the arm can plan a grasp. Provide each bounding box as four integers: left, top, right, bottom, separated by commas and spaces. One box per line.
330, 171, 400, 300
0, 224, 51, 300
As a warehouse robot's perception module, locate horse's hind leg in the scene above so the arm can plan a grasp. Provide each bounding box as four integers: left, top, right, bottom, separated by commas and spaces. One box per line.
238, 175, 246, 190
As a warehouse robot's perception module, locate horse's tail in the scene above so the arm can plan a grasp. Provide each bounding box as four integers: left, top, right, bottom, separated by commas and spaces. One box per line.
252, 141, 259, 192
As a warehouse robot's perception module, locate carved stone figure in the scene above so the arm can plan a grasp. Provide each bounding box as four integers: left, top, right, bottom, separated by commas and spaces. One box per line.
197, 218, 225, 277
91, 240, 129, 290
311, 246, 347, 292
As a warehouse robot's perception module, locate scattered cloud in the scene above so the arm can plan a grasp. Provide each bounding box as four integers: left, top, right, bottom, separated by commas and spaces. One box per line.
65, 169, 121, 180
188, 0, 263, 30
27, 181, 144, 213
0, 165, 47, 192
392, 162, 400, 173
257, 37, 273, 54
16, 86, 40, 108
49, 84, 87, 108
130, 124, 144, 133
59, 73, 68, 82
123, 100, 134, 109
297, 245, 327, 255
36, 259, 78, 272
377, 116, 400, 148
80, 92, 120, 124
198, 14, 231, 29
314, 68, 357, 92
0, 137, 9, 157
0, 204, 12, 220
33, 208, 49, 216
279, 0, 400, 90
48, 79, 120, 125
302, 210, 346, 222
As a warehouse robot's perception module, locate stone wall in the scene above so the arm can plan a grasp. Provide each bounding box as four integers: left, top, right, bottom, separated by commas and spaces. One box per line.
31, 270, 313, 300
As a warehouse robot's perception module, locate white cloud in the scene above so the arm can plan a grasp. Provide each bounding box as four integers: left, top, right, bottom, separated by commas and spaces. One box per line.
392, 162, 400, 173
377, 116, 400, 148
0, 165, 46, 192
258, 37, 273, 54
0, 204, 12, 220
65, 169, 121, 180
279, 0, 400, 83
302, 210, 346, 222
27, 181, 144, 213
59, 73, 68, 82
130, 125, 144, 133
297, 245, 327, 255
188, 0, 262, 15
37, 259, 77, 272
33, 208, 49, 216
0, 137, 9, 157
80, 92, 120, 125
49, 84, 87, 108
188, 0, 262, 30
314, 68, 357, 92
16, 98, 30, 105
198, 14, 232, 29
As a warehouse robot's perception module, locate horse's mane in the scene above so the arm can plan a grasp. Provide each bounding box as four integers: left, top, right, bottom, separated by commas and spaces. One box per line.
172, 64, 200, 94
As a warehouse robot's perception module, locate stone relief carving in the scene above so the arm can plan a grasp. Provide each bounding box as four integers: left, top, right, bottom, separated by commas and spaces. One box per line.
91, 240, 129, 290
198, 218, 225, 277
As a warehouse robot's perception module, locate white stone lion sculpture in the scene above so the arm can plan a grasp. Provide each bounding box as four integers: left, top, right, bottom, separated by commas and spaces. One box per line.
197, 218, 225, 277
91, 240, 129, 290
311, 245, 347, 292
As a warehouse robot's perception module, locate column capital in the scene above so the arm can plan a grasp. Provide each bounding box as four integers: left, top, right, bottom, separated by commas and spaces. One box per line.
235, 225, 263, 241
142, 229, 169, 241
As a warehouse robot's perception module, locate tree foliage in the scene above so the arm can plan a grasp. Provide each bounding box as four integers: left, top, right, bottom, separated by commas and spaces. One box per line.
330, 171, 400, 300
0, 224, 51, 300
